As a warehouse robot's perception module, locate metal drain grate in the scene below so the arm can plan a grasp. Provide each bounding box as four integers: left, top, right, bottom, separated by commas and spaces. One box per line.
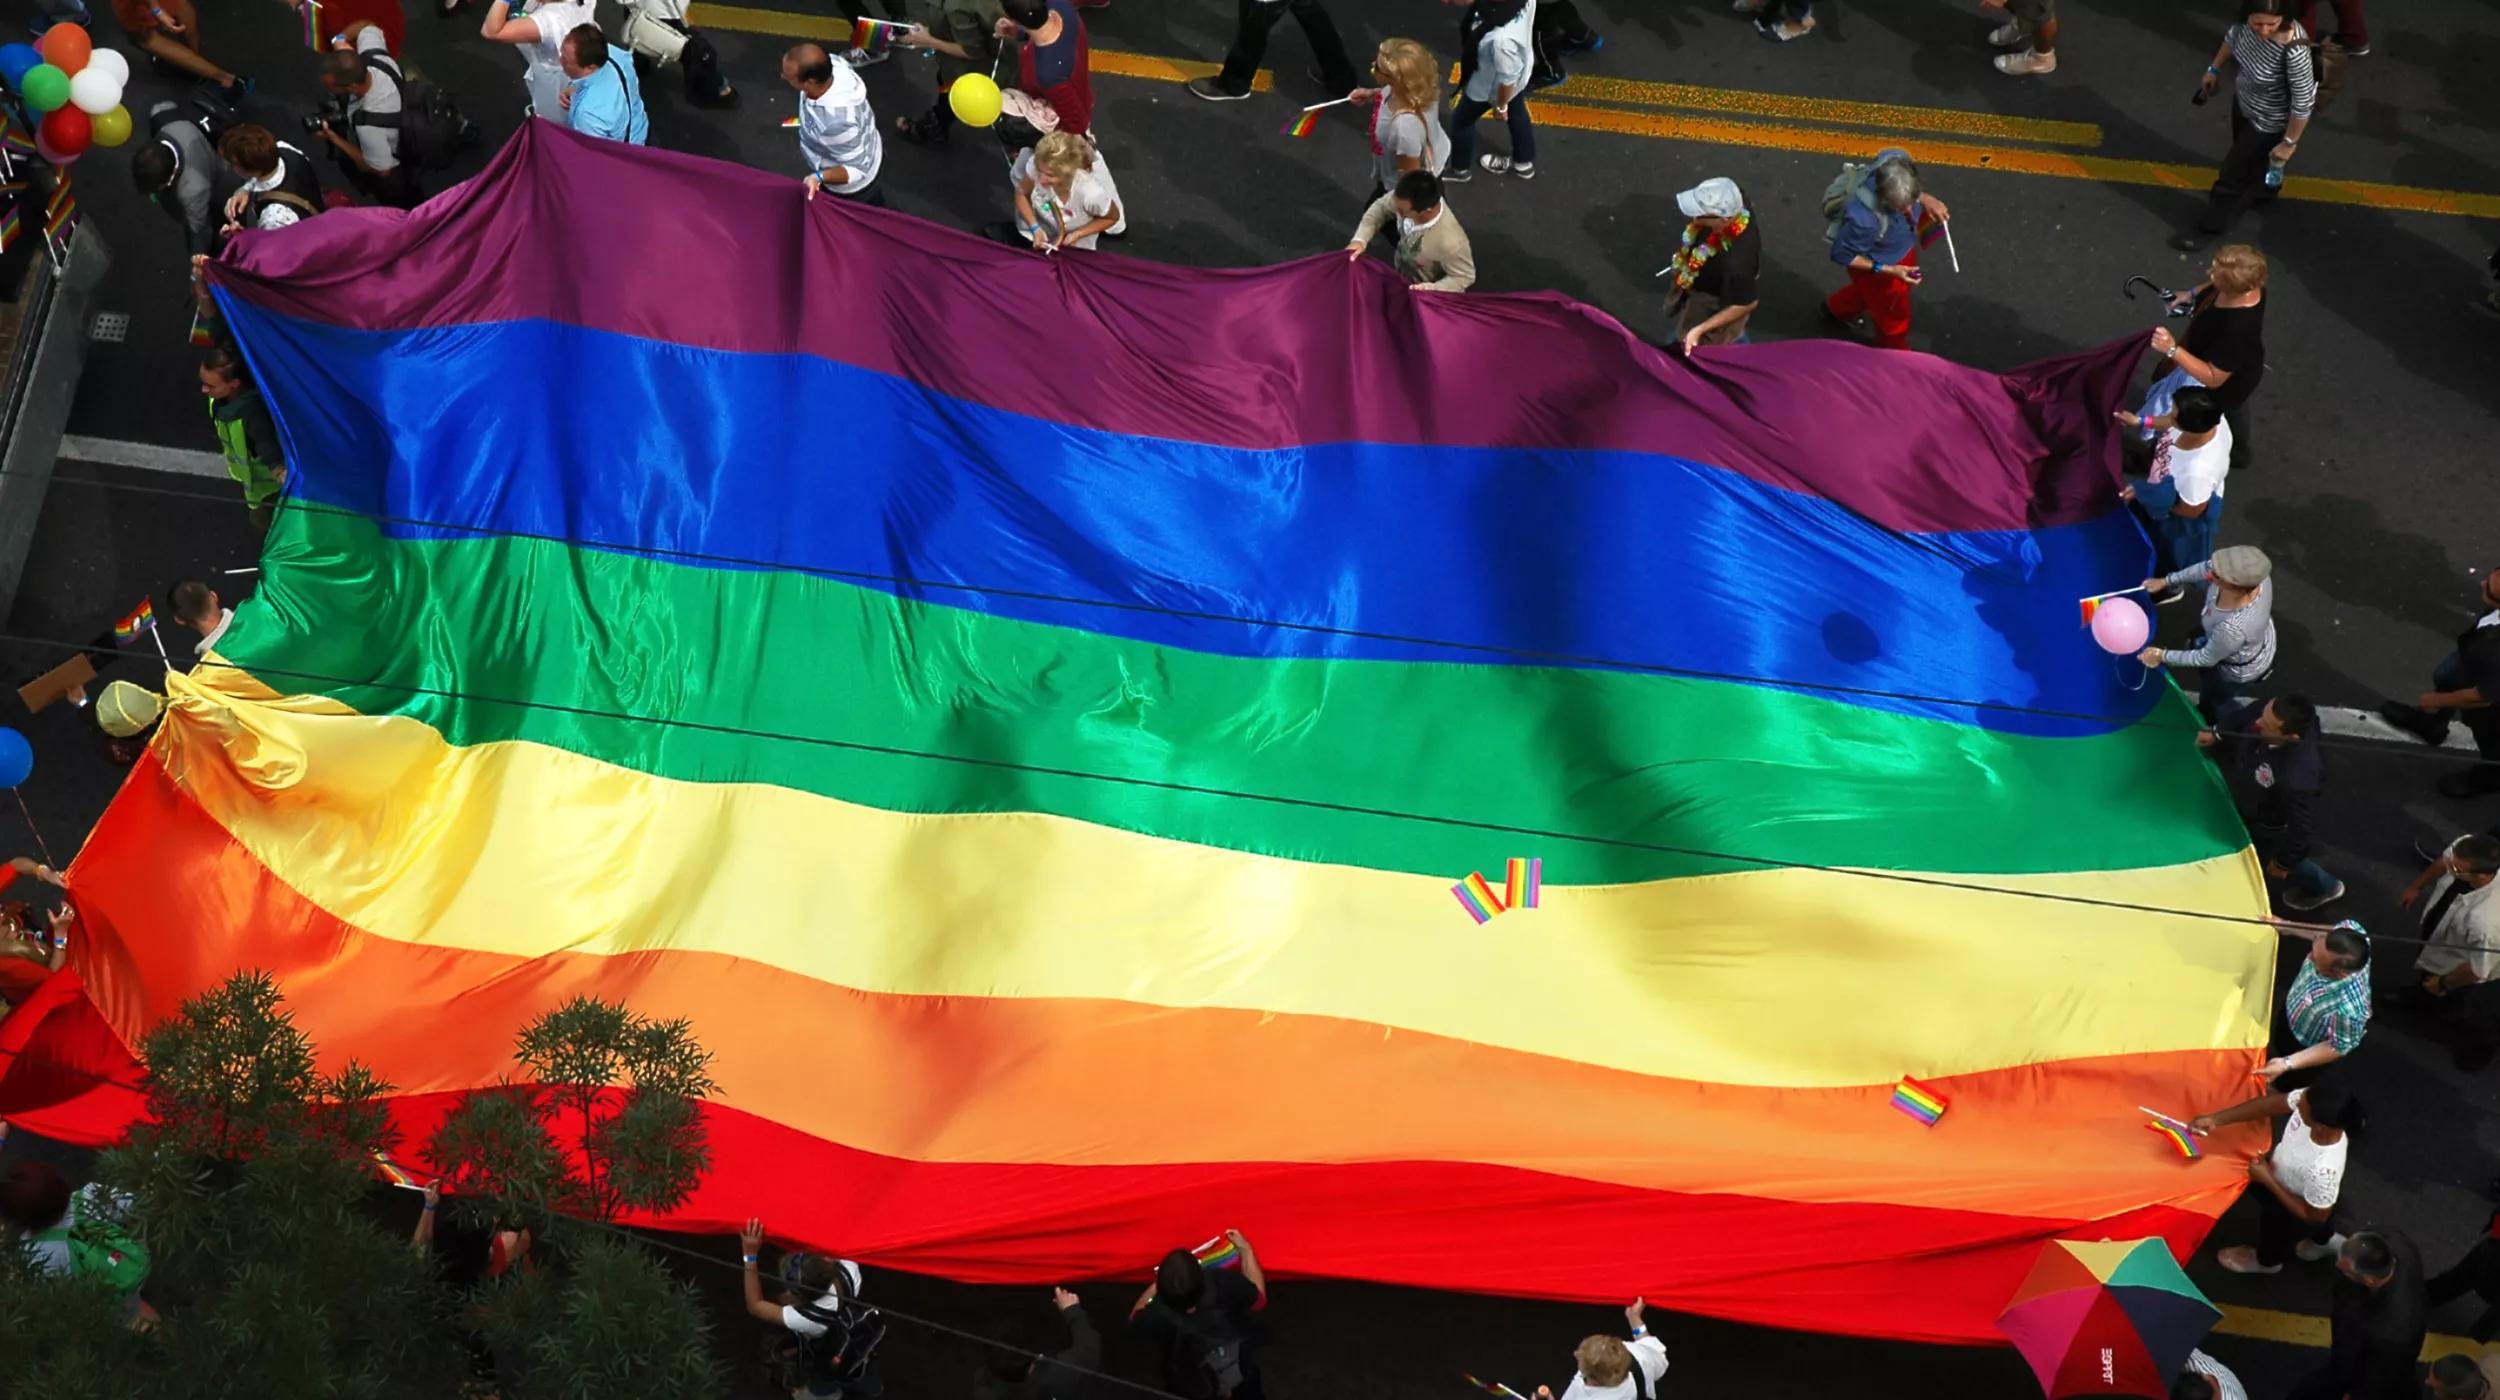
90, 312, 130, 344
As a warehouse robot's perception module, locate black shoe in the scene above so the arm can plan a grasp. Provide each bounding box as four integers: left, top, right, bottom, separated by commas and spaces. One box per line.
1186, 77, 1252, 102
2330, 37, 2370, 56
2438, 767, 2500, 801
1438, 163, 1474, 184
2381, 701, 2454, 747
895, 108, 950, 145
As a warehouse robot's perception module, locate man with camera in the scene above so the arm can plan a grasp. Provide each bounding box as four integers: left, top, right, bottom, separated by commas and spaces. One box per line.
314, 21, 421, 210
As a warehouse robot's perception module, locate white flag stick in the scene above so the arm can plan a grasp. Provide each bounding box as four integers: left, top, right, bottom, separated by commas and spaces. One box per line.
1941, 218, 1962, 273
1300, 95, 1357, 113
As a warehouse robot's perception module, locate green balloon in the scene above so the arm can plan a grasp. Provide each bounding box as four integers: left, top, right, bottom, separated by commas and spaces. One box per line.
19, 62, 69, 113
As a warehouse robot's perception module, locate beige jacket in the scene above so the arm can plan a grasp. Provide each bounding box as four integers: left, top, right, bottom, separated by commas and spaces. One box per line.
1351, 196, 1477, 293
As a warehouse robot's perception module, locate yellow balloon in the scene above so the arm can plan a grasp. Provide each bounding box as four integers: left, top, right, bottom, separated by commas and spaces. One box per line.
89, 103, 133, 148
947, 73, 1002, 128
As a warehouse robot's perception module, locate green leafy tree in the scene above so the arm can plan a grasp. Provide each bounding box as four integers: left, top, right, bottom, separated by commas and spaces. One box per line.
426, 998, 725, 1400
5, 971, 469, 1400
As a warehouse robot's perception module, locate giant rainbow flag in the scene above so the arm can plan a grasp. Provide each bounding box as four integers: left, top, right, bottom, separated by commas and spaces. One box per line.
5, 125, 2273, 1342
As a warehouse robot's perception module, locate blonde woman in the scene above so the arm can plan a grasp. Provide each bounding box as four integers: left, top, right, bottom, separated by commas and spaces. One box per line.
1346, 39, 1450, 207
1012, 131, 1125, 251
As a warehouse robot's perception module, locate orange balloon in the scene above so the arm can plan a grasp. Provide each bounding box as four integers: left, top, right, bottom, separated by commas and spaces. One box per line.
37, 22, 91, 76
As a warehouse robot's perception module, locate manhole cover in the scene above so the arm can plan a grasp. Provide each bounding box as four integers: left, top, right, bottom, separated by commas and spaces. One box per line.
90, 312, 130, 344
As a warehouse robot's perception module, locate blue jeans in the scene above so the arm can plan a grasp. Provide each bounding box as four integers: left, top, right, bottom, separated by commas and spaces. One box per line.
1445, 96, 1536, 170
2278, 858, 2340, 902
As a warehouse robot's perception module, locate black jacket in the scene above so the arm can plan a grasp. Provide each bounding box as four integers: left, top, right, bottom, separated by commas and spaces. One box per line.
974, 1306, 1100, 1400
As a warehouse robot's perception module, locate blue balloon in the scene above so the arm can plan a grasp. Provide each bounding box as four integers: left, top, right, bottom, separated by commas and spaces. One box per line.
0, 44, 39, 89
0, 728, 30, 790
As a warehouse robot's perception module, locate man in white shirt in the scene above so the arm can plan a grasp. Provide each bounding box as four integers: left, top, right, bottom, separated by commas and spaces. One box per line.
317, 23, 419, 209
2400, 835, 2500, 1068
1532, 1298, 1668, 1400
782, 43, 886, 207
2380, 567, 2500, 800
481, 0, 602, 122
169, 580, 235, 657
2119, 385, 2231, 590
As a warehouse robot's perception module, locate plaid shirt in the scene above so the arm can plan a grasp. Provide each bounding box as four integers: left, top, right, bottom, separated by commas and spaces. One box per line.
2285, 960, 2371, 1056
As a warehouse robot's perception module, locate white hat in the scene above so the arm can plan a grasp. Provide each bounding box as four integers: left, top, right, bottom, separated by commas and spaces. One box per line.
1676, 177, 1745, 220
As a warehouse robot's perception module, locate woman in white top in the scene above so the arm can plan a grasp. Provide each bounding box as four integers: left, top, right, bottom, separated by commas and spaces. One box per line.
481, 0, 601, 121
1441, 0, 1538, 182
2191, 1081, 2364, 1275
1345, 38, 1449, 206
1012, 131, 1123, 251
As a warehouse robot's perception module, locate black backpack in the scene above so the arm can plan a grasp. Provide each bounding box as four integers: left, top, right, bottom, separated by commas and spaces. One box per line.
353, 53, 469, 171
1171, 1307, 1247, 1400
774, 1296, 887, 1394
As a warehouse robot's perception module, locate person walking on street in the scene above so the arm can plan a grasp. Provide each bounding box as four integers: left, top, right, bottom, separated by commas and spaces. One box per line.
2199, 692, 2338, 911
1346, 169, 1475, 292
2131, 245, 2267, 474
559, 24, 648, 144
2300, 0, 2367, 53
2380, 568, 2500, 801
975, 1288, 1101, 1400
2119, 387, 2233, 581
109, 0, 254, 102
2264, 920, 2371, 1086
199, 344, 287, 534
1345, 38, 1448, 207
1130, 1231, 1270, 1400
1187, 0, 1362, 104
1440, 0, 1538, 182
2140, 546, 2276, 714
1663, 177, 1759, 352
994, 0, 1093, 148
784, 42, 886, 206
2286, 1232, 2427, 1400
2172, 1349, 2249, 1400
1821, 149, 1947, 350
2390, 835, 2500, 1069
891, 0, 1003, 143
481, 0, 601, 122
2191, 1081, 2362, 1276
1982, 0, 2057, 76
2174, 1, 2314, 251
1733, 0, 1814, 44
1532, 1297, 1668, 1399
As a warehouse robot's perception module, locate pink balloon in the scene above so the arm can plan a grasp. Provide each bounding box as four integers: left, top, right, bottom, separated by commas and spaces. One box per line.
2089, 596, 2150, 655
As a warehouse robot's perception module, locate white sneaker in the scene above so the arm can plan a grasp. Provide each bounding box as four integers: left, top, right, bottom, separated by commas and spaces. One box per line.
839, 47, 890, 67
1994, 49, 2057, 75
1987, 20, 2023, 46
2296, 1233, 2347, 1263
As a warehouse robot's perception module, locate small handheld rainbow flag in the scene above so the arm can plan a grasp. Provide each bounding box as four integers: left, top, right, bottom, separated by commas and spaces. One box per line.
0, 204, 18, 256
781, 116, 801, 128
1280, 109, 1322, 139
43, 176, 76, 241
850, 16, 909, 55
1915, 206, 1946, 248
1504, 858, 1540, 911
301, 0, 324, 50
2144, 1119, 2201, 1159
1890, 1076, 1948, 1126
112, 600, 156, 643
1190, 1234, 1242, 1270
188, 309, 216, 348
1, 121, 37, 159
1451, 871, 1505, 924
370, 1150, 428, 1190
1461, 1376, 1531, 1400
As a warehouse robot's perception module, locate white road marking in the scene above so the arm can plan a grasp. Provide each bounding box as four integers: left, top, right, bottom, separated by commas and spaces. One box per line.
56, 436, 230, 479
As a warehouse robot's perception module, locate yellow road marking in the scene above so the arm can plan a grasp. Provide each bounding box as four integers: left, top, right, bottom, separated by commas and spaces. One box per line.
2217, 1302, 2496, 1362
684, 3, 1274, 91
1454, 68, 2102, 148
680, 4, 2500, 220
1529, 99, 2500, 220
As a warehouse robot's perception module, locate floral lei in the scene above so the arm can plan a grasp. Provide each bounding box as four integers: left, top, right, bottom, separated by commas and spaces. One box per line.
1667, 210, 1750, 295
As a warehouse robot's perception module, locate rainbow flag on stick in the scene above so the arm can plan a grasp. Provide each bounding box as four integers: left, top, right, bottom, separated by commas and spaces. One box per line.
1504, 858, 1540, 911
370, 1150, 428, 1190
1190, 1234, 1242, 1270
2137, 1107, 2204, 1160
188, 310, 216, 349
43, 176, 76, 241
1451, 871, 1505, 924
850, 16, 909, 55
1890, 1076, 1949, 1127
1280, 110, 1322, 139
112, 600, 155, 644
0, 205, 18, 256
301, 0, 324, 50
1461, 1377, 1531, 1400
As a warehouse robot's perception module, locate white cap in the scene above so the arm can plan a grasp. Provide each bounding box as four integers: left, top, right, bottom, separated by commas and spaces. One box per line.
1676, 177, 1745, 219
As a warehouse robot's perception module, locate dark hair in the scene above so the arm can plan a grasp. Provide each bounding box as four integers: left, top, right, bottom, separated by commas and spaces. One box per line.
564, 23, 608, 69
2244, 0, 2292, 16
784, 42, 832, 85
169, 579, 219, 627
780, 1251, 845, 1297
132, 140, 178, 195
2269, 693, 2318, 738
2340, 1231, 2395, 1281
2452, 834, 2500, 877
2170, 1372, 2217, 1400
320, 48, 370, 87
2170, 386, 2223, 434
2323, 922, 2370, 974
983, 1315, 1050, 1383
0, 1160, 73, 1232
1392, 168, 1443, 211
2299, 1081, 2367, 1134
201, 343, 248, 384
1155, 1249, 1206, 1311
217, 123, 280, 177
1000, 0, 1049, 28
2431, 1354, 2493, 1400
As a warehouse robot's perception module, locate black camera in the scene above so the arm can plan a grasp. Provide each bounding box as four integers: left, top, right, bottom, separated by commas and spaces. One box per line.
300, 95, 353, 142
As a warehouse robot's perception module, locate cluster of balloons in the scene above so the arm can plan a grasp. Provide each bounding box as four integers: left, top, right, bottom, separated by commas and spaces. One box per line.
947, 73, 1002, 129
2, 25, 135, 164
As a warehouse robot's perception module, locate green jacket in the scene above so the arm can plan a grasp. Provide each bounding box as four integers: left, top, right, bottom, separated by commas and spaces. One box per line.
208, 390, 286, 509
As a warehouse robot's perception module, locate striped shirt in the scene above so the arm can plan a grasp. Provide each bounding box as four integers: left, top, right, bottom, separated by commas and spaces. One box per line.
2226, 23, 2317, 131
2285, 959, 2370, 1056
2158, 569, 2276, 682
2184, 1350, 2248, 1400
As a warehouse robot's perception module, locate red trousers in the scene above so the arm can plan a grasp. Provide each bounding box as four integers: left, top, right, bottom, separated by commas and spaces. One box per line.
2301, 0, 2366, 46
1825, 246, 1918, 349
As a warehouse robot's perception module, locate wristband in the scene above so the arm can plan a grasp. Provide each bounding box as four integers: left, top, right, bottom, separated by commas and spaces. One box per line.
422, 1203, 436, 1213
1630, 1325, 1648, 1337
2205, 65, 2219, 75
743, 1253, 759, 1264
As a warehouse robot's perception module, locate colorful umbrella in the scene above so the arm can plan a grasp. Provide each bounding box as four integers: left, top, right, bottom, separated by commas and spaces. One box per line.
1996, 1238, 2221, 1398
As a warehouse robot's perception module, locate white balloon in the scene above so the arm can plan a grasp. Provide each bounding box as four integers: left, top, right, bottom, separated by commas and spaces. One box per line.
68, 66, 123, 116
85, 48, 131, 89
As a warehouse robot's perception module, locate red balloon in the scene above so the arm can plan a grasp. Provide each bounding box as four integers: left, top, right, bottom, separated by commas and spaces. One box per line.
36, 22, 91, 76
38, 105, 91, 160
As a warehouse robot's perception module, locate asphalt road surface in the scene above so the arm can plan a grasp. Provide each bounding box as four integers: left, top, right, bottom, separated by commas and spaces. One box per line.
7, 0, 2500, 1395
